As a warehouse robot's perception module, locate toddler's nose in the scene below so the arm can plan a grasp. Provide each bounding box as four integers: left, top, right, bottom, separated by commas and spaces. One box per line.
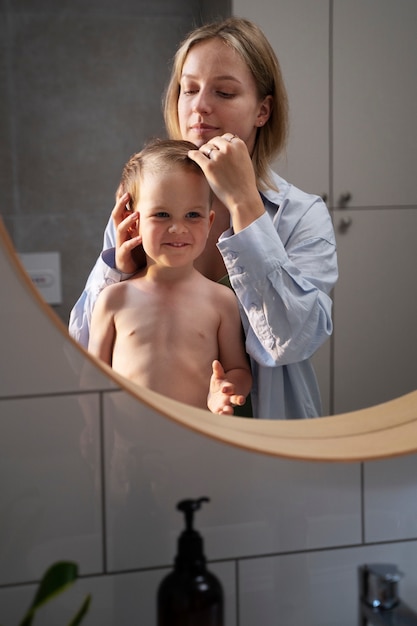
168, 222, 187, 234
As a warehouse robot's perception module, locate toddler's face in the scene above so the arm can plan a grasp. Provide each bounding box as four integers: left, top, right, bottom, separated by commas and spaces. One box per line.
136, 167, 214, 267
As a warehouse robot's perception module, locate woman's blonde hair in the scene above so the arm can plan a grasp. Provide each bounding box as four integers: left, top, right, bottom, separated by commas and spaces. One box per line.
163, 17, 289, 191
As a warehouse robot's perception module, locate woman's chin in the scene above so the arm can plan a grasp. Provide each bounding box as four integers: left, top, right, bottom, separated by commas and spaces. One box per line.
188, 137, 206, 148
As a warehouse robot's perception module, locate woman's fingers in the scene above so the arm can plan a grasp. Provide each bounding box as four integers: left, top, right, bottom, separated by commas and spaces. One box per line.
117, 211, 139, 241
189, 133, 263, 231
112, 195, 143, 274
199, 133, 241, 159
111, 192, 131, 227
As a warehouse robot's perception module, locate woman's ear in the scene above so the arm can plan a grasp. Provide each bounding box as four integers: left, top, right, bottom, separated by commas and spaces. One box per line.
256, 94, 273, 127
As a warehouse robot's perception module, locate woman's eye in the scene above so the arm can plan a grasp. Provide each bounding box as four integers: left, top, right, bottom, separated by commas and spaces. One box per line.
181, 86, 198, 96
181, 85, 234, 98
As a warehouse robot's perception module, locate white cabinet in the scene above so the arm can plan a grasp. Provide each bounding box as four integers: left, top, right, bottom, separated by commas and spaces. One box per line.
333, 208, 417, 413
234, 0, 417, 415
332, 1, 417, 411
333, 1, 417, 208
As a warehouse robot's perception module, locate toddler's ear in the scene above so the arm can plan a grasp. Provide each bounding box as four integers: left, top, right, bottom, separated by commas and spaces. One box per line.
135, 211, 142, 240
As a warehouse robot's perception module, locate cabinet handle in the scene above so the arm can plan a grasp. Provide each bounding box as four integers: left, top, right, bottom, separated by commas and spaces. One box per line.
338, 192, 352, 208
338, 216, 352, 232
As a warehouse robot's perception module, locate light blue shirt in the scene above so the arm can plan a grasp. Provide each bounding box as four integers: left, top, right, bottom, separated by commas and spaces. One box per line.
69, 170, 338, 419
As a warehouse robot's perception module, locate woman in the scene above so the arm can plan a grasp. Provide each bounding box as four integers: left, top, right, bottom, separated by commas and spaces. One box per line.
69, 17, 338, 420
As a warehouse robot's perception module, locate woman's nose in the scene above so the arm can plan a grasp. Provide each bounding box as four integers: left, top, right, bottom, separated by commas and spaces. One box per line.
192, 88, 212, 115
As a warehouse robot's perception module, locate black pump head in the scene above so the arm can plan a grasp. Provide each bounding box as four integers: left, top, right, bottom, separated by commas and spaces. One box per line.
177, 497, 210, 531
175, 497, 210, 567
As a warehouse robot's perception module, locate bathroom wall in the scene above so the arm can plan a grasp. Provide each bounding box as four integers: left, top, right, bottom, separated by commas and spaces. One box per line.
2, 2, 417, 625
0, 0, 230, 325
2, 227, 417, 625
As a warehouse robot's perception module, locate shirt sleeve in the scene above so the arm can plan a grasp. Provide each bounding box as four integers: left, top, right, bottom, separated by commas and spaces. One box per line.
217, 198, 338, 367
68, 215, 133, 347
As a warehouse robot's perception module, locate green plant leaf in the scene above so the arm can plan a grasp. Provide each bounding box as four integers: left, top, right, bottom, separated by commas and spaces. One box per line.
67, 594, 91, 626
19, 562, 80, 626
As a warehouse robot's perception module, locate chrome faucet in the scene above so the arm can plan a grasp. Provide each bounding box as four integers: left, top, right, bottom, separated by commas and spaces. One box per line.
359, 563, 417, 625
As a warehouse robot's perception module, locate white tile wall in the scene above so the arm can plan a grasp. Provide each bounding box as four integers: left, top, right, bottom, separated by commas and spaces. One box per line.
364, 455, 417, 542
2, 225, 417, 625
239, 541, 417, 626
0, 394, 103, 585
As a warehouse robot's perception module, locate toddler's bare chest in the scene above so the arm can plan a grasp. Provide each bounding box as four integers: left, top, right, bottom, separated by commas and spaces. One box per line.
117, 290, 219, 348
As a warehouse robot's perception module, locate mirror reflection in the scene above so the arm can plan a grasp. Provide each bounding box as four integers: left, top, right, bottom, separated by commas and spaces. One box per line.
69, 15, 338, 421
2, 2, 416, 419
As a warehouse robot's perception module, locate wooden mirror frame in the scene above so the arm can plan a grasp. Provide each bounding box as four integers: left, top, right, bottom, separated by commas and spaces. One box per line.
2, 218, 417, 463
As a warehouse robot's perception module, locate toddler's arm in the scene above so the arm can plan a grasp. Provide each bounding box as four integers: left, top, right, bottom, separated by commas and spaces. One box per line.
87, 288, 116, 367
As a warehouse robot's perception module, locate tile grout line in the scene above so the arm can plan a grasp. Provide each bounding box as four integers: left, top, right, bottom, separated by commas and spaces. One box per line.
99, 391, 108, 574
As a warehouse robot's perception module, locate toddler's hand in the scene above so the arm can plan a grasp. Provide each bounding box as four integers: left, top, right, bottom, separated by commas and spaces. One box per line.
207, 360, 246, 415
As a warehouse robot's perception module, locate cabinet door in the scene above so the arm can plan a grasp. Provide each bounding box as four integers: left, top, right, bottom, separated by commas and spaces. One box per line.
333, 1, 417, 208
333, 208, 417, 414
233, 0, 330, 197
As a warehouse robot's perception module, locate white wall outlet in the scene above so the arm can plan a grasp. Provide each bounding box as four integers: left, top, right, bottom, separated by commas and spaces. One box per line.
18, 252, 62, 305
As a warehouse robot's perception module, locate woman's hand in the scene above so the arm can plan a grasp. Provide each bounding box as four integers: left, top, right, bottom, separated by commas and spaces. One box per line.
207, 360, 247, 415
188, 133, 265, 232
111, 192, 144, 274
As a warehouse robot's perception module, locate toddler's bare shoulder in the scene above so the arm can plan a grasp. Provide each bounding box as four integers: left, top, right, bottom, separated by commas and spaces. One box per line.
98, 278, 136, 305
208, 279, 238, 304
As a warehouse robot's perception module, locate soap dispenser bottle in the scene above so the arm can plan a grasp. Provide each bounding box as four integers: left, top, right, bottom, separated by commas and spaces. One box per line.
157, 497, 224, 626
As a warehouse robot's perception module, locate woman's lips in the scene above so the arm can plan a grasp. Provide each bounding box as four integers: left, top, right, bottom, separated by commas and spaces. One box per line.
190, 124, 219, 137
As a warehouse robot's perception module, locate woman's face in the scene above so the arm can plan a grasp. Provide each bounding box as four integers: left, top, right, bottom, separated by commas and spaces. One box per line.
178, 38, 270, 154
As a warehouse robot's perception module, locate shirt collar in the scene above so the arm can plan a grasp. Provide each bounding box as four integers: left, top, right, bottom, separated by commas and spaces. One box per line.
259, 169, 289, 216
